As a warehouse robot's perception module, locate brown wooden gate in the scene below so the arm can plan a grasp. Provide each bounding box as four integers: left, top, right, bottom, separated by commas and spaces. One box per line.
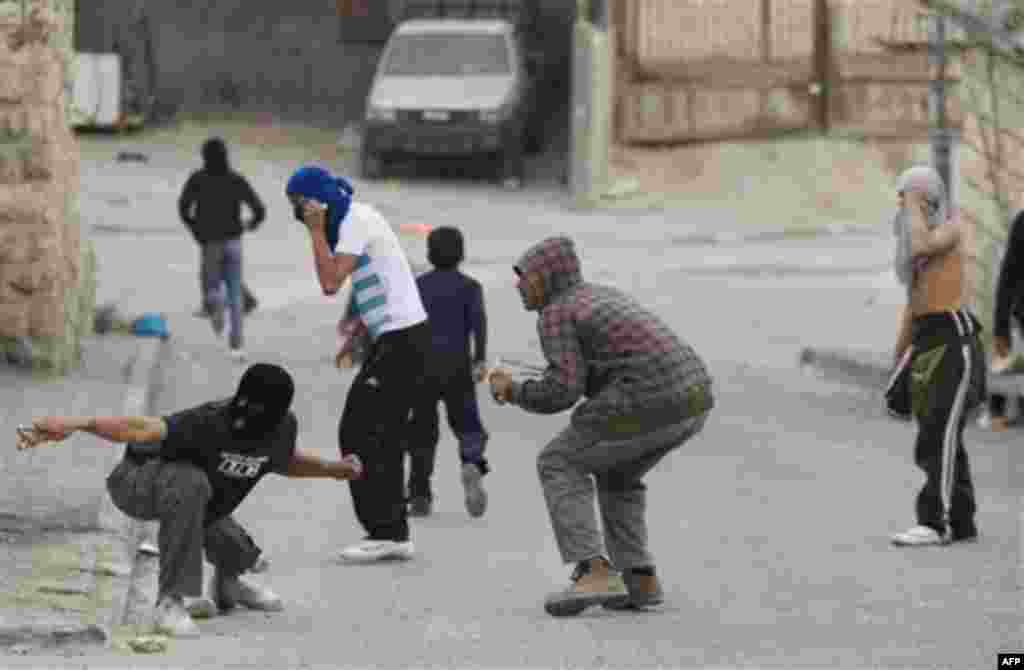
611, 0, 962, 145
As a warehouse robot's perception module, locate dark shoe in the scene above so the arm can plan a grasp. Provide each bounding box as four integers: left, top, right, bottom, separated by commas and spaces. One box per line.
543, 557, 628, 617
951, 527, 979, 543
210, 309, 225, 337
603, 567, 664, 610
408, 496, 432, 517
243, 298, 258, 316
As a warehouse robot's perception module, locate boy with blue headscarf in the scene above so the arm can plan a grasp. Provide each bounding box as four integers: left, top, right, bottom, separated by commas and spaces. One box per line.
287, 166, 430, 564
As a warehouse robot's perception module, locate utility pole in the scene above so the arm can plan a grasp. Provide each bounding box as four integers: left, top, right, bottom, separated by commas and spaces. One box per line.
929, 10, 957, 208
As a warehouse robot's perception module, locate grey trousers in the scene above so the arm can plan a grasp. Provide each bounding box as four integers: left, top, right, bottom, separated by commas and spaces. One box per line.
201, 238, 244, 350
106, 458, 261, 600
537, 412, 708, 570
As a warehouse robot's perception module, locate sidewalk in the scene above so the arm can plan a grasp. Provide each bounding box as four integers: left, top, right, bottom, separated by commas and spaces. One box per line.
0, 334, 166, 653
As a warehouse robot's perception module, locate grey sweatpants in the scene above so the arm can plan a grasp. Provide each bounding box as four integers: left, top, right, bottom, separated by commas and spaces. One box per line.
106, 458, 261, 600
202, 238, 244, 350
537, 412, 708, 570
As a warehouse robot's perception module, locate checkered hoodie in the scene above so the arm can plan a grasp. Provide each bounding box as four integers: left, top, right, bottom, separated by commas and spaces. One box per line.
508, 237, 713, 431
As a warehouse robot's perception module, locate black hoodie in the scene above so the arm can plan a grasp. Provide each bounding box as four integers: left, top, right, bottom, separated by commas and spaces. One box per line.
178, 138, 266, 244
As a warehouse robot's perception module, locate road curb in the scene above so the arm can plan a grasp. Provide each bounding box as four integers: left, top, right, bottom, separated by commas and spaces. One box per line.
798, 346, 889, 390
97, 337, 168, 643
0, 337, 171, 652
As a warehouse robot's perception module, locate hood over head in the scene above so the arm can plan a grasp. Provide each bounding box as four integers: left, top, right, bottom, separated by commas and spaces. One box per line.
201, 137, 230, 175
514, 236, 583, 307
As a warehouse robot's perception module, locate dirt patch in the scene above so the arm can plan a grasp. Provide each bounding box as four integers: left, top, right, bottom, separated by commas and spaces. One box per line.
77, 113, 350, 169
607, 135, 902, 231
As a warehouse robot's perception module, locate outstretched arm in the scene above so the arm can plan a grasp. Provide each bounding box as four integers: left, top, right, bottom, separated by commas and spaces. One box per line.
19, 415, 167, 449
282, 448, 362, 480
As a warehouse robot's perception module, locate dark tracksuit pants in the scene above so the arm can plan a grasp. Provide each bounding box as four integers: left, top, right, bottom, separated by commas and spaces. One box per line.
406, 357, 489, 501
338, 321, 430, 542
909, 309, 985, 539
106, 457, 261, 600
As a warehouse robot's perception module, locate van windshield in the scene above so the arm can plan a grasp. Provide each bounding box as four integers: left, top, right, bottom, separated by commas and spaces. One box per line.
384, 34, 511, 76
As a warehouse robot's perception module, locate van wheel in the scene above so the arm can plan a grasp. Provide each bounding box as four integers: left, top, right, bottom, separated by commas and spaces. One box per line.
524, 129, 544, 155
361, 150, 384, 180
498, 142, 525, 189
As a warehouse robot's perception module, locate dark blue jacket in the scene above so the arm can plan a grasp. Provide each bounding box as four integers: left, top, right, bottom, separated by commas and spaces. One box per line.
416, 269, 487, 368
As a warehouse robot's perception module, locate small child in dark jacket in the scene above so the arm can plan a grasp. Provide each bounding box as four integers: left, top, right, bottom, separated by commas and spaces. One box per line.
407, 227, 490, 518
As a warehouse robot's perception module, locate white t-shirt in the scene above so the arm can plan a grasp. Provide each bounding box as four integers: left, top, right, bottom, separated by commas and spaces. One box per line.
336, 202, 427, 338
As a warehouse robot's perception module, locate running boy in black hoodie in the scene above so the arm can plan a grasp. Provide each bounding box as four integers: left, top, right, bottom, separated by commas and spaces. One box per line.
406, 227, 490, 517
178, 138, 265, 358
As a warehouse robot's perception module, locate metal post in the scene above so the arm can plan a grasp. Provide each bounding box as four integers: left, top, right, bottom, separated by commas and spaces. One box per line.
929, 11, 957, 207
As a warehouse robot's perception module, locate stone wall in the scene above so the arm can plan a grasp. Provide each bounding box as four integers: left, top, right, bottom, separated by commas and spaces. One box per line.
0, 0, 93, 373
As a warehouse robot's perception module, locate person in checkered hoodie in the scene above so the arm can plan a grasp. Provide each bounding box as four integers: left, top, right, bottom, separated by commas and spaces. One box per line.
488, 236, 714, 617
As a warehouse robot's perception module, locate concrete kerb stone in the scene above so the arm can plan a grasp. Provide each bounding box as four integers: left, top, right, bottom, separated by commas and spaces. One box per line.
800, 344, 1024, 397
0, 336, 169, 652
94, 336, 167, 644
799, 346, 890, 390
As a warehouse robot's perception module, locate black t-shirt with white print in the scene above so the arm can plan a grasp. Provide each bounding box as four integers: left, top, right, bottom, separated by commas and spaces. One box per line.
129, 400, 297, 524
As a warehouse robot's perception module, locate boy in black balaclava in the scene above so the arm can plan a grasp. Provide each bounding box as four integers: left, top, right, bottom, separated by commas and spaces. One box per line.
178, 137, 265, 358
18, 364, 363, 639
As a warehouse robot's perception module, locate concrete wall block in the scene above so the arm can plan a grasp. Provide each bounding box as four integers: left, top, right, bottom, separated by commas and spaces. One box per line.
21, 47, 64, 104
0, 224, 56, 264
0, 102, 27, 136
5, 257, 63, 297
28, 295, 64, 338
21, 101, 62, 138
0, 143, 24, 183
0, 301, 30, 337
0, 51, 25, 102
22, 138, 61, 180
0, 183, 64, 225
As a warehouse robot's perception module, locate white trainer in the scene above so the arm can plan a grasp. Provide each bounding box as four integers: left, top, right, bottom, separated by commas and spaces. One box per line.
212, 571, 283, 612
461, 463, 487, 518
153, 596, 200, 638
229, 348, 247, 363
890, 525, 950, 547
337, 539, 415, 564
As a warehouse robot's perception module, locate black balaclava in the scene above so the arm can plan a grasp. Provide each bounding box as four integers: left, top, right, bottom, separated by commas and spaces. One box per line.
228, 364, 295, 439
201, 137, 229, 176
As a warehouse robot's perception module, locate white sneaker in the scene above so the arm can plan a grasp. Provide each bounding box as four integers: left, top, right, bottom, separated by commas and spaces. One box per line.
229, 348, 247, 362
891, 525, 950, 547
461, 463, 487, 518
212, 570, 283, 612
153, 596, 200, 637
337, 539, 415, 564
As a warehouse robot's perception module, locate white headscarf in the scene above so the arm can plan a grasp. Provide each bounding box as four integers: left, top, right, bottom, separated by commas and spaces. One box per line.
892, 165, 950, 285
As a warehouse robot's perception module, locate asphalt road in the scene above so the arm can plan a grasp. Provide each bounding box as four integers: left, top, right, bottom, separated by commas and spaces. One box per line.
8, 142, 1018, 669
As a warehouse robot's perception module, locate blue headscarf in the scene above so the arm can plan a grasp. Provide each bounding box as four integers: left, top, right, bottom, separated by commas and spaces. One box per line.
285, 165, 354, 252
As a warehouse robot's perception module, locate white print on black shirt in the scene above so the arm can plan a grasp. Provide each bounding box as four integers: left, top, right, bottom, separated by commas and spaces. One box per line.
217, 452, 270, 479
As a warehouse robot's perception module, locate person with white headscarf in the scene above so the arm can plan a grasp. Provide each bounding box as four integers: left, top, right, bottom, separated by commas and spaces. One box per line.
888, 165, 986, 547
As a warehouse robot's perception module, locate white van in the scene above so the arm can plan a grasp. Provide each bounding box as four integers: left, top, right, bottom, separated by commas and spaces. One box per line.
361, 17, 541, 187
